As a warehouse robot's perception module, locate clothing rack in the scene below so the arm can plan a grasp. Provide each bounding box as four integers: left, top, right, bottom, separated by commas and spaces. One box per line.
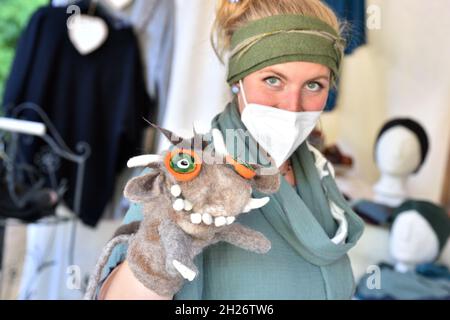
0, 103, 91, 299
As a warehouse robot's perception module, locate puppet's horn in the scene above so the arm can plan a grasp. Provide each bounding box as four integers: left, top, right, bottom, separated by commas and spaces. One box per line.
127, 155, 164, 168
243, 197, 270, 213
193, 121, 210, 135
212, 128, 228, 156
192, 121, 212, 150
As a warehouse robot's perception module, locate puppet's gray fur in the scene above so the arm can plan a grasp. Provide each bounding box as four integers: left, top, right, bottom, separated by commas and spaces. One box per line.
85, 234, 131, 300
84, 128, 280, 299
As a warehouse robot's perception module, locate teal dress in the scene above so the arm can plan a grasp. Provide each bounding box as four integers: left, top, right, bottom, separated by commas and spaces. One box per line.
100, 103, 364, 299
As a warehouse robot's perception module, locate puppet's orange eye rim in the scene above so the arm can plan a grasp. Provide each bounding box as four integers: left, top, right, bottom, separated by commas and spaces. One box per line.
226, 155, 257, 180
165, 149, 202, 182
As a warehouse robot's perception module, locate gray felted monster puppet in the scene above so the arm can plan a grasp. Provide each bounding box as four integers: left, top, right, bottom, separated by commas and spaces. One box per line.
84, 124, 280, 299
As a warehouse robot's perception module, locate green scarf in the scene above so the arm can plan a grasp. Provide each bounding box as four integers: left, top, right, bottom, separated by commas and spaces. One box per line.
111, 102, 365, 299
209, 102, 365, 297
228, 14, 345, 84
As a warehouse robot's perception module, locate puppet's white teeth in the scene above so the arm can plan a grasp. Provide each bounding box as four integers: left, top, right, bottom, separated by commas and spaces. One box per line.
214, 216, 227, 227
170, 185, 182, 197
202, 213, 213, 225
226, 216, 235, 225
184, 200, 193, 211
173, 198, 185, 211
190, 213, 202, 224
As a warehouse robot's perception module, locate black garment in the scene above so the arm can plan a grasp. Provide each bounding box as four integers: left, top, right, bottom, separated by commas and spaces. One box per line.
2, 4, 155, 226
0, 182, 57, 222
0, 134, 62, 222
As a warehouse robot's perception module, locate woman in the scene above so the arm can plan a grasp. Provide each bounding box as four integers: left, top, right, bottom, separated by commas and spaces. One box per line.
98, 0, 364, 300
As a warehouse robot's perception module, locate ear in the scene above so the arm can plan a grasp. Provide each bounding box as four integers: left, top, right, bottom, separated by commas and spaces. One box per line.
124, 171, 166, 203
251, 166, 281, 194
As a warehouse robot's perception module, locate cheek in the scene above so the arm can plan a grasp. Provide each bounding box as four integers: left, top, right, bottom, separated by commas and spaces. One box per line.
252, 82, 276, 101
242, 82, 279, 106
302, 90, 330, 111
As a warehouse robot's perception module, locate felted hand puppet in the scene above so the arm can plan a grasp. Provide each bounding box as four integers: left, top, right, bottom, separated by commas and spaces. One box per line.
85, 124, 280, 299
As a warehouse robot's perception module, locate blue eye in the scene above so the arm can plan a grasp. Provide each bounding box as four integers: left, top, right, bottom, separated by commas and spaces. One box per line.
305, 81, 323, 92
264, 77, 281, 87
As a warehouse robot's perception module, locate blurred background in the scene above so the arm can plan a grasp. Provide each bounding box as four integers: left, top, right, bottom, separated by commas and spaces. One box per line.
0, 0, 449, 300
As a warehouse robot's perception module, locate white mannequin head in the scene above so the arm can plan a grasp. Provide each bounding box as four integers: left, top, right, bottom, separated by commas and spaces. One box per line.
375, 126, 422, 177
389, 210, 439, 271
373, 124, 425, 206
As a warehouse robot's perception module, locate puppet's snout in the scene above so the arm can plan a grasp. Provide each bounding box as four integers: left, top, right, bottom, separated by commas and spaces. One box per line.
186, 204, 236, 227
182, 197, 270, 228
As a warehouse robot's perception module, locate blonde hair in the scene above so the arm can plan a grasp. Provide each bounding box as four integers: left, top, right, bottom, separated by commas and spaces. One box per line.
212, 0, 344, 63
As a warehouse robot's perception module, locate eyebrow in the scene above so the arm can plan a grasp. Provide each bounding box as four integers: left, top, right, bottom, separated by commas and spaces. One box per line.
309, 75, 331, 83
259, 69, 289, 81
259, 68, 330, 83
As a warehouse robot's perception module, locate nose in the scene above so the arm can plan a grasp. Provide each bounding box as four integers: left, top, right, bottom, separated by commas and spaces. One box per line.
279, 89, 303, 112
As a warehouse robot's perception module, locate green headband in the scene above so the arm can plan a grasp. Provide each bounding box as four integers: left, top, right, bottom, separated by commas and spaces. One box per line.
227, 14, 345, 84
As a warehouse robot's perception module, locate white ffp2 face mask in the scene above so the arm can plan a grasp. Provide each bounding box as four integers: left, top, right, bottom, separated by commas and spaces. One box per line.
239, 80, 322, 168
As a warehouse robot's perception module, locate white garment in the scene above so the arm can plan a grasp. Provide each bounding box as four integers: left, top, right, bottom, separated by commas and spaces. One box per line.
121, 0, 175, 124
157, 0, 231, 150
18, 208, 121, 300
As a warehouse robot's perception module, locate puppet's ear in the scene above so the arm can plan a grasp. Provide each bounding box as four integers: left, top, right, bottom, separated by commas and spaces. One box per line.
144, 119, 184, 146
145, 119, 209, 150
251, 166, 281, 194
124, 171, 165, 203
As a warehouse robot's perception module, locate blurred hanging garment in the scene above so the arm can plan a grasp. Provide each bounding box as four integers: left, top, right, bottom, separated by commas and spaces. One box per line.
113, 0, 175, 124
322, 0, 367, 111
157, 0, 231, 151
324, 0, 367, 55
2, 2, 155, 226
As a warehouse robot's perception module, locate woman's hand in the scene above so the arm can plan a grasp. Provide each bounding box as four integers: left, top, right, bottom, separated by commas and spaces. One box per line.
99, 260, 173, 300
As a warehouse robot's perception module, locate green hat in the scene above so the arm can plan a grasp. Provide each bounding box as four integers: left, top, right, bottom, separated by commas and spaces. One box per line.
391, 200, 450, 253
227, 14, 345, 84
